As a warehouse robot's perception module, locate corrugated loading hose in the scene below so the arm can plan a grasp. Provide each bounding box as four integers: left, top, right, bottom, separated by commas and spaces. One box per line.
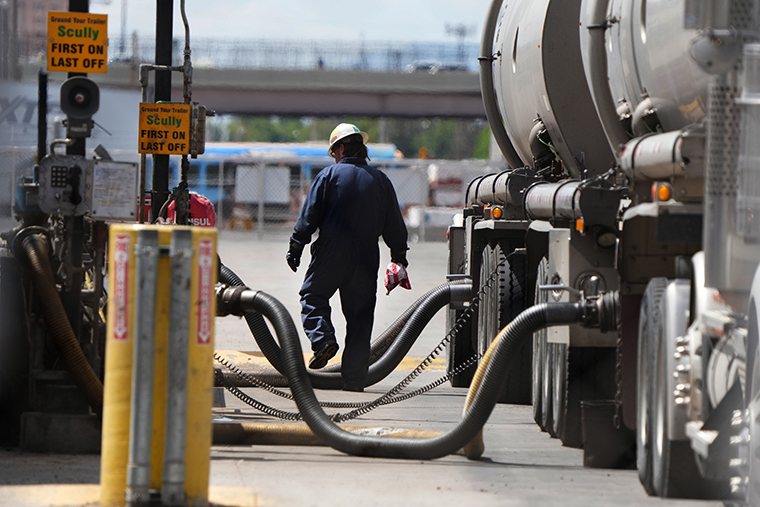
21, 233, 103, 414
219, 263, 464, 390
213, 421, 442, 446
219, 263, 418, 373
241, 288, 583, 459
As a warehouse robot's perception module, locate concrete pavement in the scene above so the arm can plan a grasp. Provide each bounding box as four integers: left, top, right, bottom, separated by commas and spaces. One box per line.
0, 231, 723, 507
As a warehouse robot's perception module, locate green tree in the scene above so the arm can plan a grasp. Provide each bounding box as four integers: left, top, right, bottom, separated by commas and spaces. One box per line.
209, 115, 492, 160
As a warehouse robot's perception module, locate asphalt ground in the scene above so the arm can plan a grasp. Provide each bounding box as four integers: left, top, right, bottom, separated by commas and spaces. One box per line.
0, 229, 724, 506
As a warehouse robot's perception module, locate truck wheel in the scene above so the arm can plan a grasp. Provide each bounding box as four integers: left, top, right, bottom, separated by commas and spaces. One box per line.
637, 278, 668, 495
551, 342, 568, 438
487, 241, 530, 404
746, 300, 760, 505
446, 307, 475, 388
477, 244, 494, 359
652, 280, 721, 498
533, 258, 550, 429
541, 341, 555, 433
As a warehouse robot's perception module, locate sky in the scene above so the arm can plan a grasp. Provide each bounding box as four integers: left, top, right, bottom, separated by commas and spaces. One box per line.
90, 0, 493, 43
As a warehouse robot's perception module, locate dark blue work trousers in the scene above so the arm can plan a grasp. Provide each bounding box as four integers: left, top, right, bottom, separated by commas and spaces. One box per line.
299, 238, 379, 387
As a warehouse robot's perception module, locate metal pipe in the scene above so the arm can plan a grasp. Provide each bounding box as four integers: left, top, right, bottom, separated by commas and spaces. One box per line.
619, 130, 700, 181
162, 229, 193, 506
180, 0, 192, 104
524, 180, 582, 221
470, 173, 498, 205
152, 0, 173, 222
139, 65, 149, 224
126, 229, 160, 506
37, 70, 47, 162
257, 163, 265, 238
218, 162, 225, 227
583, 0, 629, 157
478, 0, 523, 168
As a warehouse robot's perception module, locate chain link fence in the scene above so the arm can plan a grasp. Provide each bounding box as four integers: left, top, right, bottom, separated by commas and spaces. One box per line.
0, 147, 36, 218
175, 155, 502, 241
0, 146, 504, 241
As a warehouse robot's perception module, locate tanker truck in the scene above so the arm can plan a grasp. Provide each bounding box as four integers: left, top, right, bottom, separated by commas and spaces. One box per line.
446, 0, 760, 501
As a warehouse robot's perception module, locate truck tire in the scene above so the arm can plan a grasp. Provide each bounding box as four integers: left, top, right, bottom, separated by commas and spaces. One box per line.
652, 280, 724, 499
477, 244, 494, 358
551, 342, 568, 439
746, 299, 760, 505
483, 241, 530, 405
533, 257, 550, 429
637, 278, 668, 495
542, 341, 555, 433
446, 307, 475, 388
532, 333, 544, 427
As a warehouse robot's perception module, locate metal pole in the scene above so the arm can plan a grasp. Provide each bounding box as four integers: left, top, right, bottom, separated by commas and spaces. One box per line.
10, 148, 16, 214
162, 229, 193, 506
257, 163, 265, 238
60, 0, 87, 340
67, 0, 88, 157
37, 70, 47, 163
126, 229, 160, 507
218, 161, 224, 228
151, 0, 173, 222
139, 66, 149, 223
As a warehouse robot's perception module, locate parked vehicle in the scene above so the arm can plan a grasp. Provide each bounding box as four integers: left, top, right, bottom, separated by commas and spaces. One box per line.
446, 0, 760, 502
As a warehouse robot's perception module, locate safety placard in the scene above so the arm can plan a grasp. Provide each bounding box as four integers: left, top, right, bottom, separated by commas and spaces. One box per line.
138, 103, 191, 155
196, 238, 214, 346
47, 11, 108, 73
113, 234, 130, 341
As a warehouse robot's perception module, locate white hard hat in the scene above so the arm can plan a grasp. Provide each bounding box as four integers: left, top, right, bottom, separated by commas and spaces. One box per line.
328, 123, 369, 157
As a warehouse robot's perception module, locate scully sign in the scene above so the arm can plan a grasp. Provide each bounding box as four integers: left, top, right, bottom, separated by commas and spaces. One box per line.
139, 103, 191, 155
47, 12, 108, 73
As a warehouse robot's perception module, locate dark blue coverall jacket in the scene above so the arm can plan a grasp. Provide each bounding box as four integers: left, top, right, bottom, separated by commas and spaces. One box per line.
291, 157, 408, 387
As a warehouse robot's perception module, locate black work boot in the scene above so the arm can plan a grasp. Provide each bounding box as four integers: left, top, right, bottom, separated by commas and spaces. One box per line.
308, 342, 338, 370
342, 381, 364, 392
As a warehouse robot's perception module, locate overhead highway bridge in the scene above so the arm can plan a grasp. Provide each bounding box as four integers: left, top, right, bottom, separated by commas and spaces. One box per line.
19, 62, 485, 119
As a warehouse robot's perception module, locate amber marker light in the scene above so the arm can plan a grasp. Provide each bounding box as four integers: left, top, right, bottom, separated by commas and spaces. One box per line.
575, 218, 584, 232
657, 184, 672, 201
652, 182, 673, 202
492, 206, 503, 219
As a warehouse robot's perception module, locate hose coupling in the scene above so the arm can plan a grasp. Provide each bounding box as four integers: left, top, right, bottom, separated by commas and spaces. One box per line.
448, 280, 474, 303
10, 226, 50, 261
580, 291, 619, 332
215, 284, 252, 317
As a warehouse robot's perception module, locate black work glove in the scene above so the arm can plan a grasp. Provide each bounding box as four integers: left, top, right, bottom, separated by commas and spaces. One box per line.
391, 249, 408, 268
286, 238, 304, 272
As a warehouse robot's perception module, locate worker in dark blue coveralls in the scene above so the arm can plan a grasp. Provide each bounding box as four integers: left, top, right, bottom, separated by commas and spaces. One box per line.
286, 123, 409, 392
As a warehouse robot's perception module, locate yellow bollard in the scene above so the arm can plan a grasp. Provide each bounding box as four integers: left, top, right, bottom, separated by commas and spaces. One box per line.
100, 224, 217, 507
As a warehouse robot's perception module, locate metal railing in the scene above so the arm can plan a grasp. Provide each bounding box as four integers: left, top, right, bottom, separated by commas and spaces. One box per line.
15, 35, 480, 73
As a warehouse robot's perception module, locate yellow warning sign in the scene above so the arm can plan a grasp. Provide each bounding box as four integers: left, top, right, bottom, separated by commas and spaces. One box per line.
47, 11, 108, 73
138, 103, 191, 155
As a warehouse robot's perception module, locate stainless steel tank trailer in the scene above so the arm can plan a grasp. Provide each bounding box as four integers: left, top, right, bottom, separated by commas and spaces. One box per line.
443, 0, 760, 502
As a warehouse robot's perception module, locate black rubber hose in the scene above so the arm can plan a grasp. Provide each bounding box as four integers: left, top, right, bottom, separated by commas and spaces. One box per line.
219, 263, 458, 389
22, 234, 104, 415
248, 289, 582, 459
275, 282, 455, 390
219, 263, 430, 373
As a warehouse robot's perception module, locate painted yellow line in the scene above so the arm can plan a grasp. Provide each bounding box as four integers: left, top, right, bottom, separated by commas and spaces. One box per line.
0, 484, 273, 507
216, 350, 446, 372
0, 484, 100, 506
